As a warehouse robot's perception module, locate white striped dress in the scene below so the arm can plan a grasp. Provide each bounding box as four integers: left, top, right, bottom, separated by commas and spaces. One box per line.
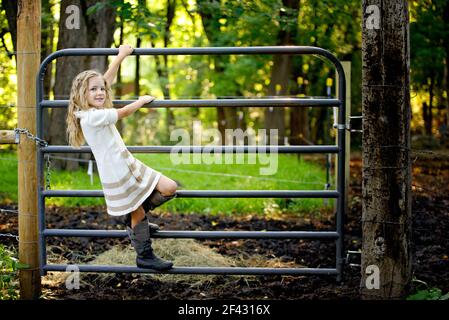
74, 107, 161, 216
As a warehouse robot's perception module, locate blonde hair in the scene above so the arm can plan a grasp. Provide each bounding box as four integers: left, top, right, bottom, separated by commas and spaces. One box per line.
66, 70, 114, 148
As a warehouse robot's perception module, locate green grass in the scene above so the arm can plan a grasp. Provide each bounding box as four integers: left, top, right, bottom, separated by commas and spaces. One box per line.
0, 153, 18, 206
0, 151, 334, 215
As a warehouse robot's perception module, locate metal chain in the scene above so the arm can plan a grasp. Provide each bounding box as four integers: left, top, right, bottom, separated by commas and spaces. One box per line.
14, 128, 48, 148
0, 208, 19, 241
45, 154, 52, 190
14, 128, 52, 190
0, 208, 19, 214
0, 233, 19, 241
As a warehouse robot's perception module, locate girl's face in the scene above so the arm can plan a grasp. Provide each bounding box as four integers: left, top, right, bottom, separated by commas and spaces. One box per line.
87, 76, 106, 108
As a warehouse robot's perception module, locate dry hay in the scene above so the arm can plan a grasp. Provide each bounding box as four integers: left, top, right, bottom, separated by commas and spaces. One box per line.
89, 238, 241, 286
42, 239, 303, 290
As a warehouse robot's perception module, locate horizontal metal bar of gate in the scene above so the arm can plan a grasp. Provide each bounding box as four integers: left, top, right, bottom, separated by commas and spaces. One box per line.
43, 229, 339, 239
42, 145, 340, 154
38, 46, 345, 67
43, 264, 338, 275
42, 190, 339, 198
41, 98, 341, 108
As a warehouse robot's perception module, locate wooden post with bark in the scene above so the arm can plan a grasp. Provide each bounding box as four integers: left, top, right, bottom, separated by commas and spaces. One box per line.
17, 0, 41, 299
361, 0, 412, 299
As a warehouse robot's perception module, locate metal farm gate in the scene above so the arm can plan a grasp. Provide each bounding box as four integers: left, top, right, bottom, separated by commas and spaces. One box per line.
36, 46, 347, 280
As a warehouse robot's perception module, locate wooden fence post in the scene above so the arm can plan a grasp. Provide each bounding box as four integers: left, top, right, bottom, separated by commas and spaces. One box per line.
17, 0, 41, 299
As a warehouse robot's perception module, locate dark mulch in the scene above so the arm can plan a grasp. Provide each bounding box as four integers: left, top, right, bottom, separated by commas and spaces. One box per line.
1, 155, 448, 300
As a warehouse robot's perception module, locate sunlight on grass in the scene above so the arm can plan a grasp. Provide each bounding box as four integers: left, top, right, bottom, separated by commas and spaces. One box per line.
0, 151, 334, 215
0, 153, 18, 205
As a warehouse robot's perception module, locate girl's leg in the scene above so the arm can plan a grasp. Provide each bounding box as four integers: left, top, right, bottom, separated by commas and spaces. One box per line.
130, 205, 145, 228
133, 175, 178, 225
155, 175, 178, 196
142, 176, 178, 213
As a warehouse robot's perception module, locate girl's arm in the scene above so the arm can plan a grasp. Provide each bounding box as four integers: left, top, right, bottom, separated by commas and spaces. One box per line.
117, 95, 155, 120
103, 44, 134, 86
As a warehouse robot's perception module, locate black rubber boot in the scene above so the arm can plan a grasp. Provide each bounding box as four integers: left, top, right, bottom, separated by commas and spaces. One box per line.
126, 213, 160, 233
127, 217, 173, 271
142, 190, 177, 233
146, 190, 177, 211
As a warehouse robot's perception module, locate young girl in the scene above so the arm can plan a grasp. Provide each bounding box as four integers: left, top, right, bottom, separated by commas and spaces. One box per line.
66, 44, 177, 271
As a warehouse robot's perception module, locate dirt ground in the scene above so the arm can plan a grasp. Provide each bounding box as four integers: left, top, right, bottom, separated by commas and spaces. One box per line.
1, 154, 448, 300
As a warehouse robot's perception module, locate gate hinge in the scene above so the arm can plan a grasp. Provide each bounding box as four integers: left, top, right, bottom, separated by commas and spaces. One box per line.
333, 115, 363, 133
345, 250, 361, 268
333, 123, 350, 130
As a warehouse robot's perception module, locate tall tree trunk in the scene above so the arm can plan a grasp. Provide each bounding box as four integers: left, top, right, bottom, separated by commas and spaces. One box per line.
290, 71, 309, 145
361, 0, 412, 299
116, 17, 124, 135
164, 0, 176, 136
1, 0, 17, 56
152, 0, 176, 143
266, 55, 288, 145
426, 73, 434, 135
49, 0, 116, 170
217, 107, 226, 140
265, 0, 299, 145
84, 0, 116, 72
422, 102, 429, 135
444, 1, 449, 133
135, 37, 141, 97
303, 19, 335, 144
445, 58, 449, 134
289, 6, 308, 146
197, 0, 239, 138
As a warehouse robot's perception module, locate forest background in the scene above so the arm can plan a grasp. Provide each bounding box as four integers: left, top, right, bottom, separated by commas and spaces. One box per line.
1, 0, 448, 171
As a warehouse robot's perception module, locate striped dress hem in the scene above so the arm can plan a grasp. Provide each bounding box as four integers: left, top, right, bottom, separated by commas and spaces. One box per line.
106, 172, 161, 216
104, 149, 162, 216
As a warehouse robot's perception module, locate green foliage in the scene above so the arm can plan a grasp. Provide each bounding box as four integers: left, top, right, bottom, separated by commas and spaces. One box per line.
0, 5, 17, 132
407, 288, 449, 300
410, 1, 447, 91
0, 0, 365, 145
92, 0, 160, 40
0, 0, 444, 141
0, 244, 28, 300
407, 279, 449, 300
